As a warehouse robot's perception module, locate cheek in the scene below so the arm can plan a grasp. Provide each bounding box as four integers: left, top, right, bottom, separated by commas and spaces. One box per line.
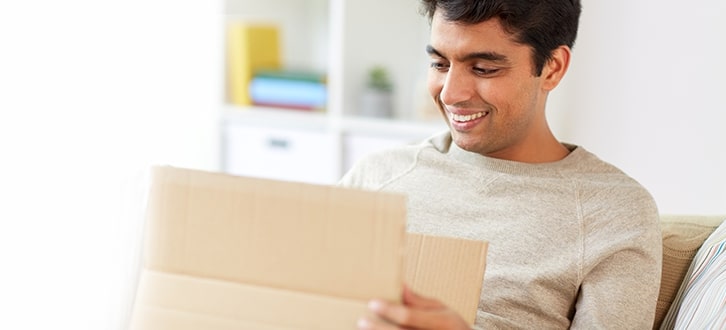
483, 78, 533, 110
513, 79, 542, 109
426, 70, 444, 100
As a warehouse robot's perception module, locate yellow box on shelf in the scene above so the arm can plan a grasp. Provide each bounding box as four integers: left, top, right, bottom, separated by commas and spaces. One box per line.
226, 22, 281, 106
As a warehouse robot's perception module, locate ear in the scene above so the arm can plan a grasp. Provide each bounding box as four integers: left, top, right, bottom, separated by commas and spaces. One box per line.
541, 45, 571, 91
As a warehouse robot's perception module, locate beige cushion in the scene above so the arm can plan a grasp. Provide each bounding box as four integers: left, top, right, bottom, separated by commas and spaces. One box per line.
654, 215, 725, 329
662, 219, 726, 328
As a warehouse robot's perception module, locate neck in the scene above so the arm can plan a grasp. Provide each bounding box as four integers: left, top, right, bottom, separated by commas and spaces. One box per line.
485, 142, 569, 163
485, 126, 570, 163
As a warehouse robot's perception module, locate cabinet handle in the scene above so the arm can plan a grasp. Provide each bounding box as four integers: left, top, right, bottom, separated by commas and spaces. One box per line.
267, 138, 290, 149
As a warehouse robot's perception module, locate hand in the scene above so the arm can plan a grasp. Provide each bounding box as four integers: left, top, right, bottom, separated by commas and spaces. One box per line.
357, 285, 470, 330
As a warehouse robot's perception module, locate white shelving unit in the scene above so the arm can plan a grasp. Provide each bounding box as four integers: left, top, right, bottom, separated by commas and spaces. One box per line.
222, 0, 447, 184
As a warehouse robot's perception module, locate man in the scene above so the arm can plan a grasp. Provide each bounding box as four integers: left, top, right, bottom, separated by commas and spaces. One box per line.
342, 0, 662, 329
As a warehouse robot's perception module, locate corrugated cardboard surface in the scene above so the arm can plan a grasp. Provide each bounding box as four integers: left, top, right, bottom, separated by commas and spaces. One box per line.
130, 270, 375, 330
404, 234, 487, 323
129, 166, 487, 329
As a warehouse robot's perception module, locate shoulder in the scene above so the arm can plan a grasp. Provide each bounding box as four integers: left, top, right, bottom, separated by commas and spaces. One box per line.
567, 146, 660, 229
566, 146, 652, 196
338, 131, 451, 190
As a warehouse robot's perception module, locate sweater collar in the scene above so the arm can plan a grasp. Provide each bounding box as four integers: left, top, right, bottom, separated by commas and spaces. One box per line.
431, 132, 586, 175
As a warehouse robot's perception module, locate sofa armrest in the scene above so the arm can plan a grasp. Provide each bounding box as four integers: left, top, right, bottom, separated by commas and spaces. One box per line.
654, 214, 725, 329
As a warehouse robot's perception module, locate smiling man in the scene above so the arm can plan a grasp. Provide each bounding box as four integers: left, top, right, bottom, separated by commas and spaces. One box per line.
341, 0, 662, 329
425, 16, 571, 163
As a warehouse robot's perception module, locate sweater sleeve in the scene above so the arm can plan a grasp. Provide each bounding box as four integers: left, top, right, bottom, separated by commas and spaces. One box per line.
571, 184, 662, 329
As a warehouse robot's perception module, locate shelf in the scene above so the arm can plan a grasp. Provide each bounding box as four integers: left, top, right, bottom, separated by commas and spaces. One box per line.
222, 105, 446, 139
221, 0, 441, 183
340, 115, 446, 139
221, 106, 329, 131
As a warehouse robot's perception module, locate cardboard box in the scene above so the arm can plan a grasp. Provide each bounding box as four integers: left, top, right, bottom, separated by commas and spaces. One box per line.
129, 166, 487, 329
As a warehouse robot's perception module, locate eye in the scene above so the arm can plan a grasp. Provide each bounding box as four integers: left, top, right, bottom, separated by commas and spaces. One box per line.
429, 61, 449, 72
473, 67, 500, 76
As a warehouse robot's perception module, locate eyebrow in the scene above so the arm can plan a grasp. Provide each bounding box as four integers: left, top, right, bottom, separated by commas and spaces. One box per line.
426, 44, 509, 63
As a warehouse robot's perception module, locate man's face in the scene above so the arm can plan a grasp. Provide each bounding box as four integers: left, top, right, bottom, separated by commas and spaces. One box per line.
427, 12, 552, 160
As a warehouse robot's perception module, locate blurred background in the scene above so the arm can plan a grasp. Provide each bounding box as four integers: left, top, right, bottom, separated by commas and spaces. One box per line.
0, 0, 723, 329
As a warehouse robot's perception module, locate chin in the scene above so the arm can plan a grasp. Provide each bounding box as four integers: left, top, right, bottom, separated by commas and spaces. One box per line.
451, 133, 480, 151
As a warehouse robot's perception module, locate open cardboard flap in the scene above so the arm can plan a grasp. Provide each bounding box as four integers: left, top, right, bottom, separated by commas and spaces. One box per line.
129, 166, 487, 329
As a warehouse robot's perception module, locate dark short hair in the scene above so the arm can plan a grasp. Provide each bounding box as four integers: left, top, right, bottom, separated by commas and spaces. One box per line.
420, 0, 582, 76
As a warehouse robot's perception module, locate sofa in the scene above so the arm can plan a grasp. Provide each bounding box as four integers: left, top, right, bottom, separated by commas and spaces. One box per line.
654, 214, 725, 329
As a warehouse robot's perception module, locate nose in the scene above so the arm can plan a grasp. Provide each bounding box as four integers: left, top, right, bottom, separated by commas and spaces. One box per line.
439, 66, 475, 106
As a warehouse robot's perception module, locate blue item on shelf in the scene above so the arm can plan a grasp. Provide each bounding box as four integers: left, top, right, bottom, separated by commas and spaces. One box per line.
249, 77, 327, 109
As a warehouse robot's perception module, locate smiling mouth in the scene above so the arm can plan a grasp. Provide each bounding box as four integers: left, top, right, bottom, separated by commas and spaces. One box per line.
448, 111, 488, 123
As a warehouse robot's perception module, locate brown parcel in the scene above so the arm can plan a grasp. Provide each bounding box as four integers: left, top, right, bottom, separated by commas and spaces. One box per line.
129, 166, 488, 329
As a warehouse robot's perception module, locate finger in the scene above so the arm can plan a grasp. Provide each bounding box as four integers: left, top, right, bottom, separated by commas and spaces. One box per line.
368, 299, 441, 329
369, 299, 469, 330
356, 315, 399, 330
402, 285, 445, 309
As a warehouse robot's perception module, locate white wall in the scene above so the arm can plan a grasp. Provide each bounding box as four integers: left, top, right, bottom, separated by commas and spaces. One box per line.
0, 1, 222, 329
549, 0, 726, 215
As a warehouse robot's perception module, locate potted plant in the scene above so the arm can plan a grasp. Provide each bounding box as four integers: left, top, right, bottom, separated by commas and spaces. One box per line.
359, 66, 394, 118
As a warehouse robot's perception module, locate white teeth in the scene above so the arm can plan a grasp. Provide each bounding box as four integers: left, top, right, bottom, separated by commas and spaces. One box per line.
449, 112, 486, 122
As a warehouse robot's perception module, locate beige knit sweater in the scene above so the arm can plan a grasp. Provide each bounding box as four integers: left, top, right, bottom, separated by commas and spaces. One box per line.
340, 132, 662, 329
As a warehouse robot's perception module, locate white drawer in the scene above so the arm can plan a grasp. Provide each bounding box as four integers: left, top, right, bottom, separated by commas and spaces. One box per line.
223, 125, 338, 185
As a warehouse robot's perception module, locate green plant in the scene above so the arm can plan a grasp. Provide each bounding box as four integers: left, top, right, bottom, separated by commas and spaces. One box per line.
367, 66, 393, 92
